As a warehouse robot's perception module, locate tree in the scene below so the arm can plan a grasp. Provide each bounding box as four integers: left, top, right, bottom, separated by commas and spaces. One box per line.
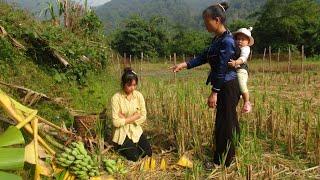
111, 15, 169, 57
110, 15, 213, 58
228, 20, 253, 32
254, 0, 320, 56
169, 26, 211, 56
80, 11, 103, 35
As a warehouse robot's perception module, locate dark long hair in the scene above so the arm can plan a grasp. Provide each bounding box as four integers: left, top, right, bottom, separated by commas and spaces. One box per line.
202, 2, 229, 24
121, 67, 138, 88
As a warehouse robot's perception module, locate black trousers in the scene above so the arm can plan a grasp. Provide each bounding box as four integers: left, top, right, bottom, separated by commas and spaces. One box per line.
213, 79, 241, 167
116, 133, 152, 162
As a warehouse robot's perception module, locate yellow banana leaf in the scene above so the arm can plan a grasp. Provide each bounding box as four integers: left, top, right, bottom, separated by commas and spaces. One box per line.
25, 143, 52, 177
0, 171, 22, 180
0, 89, 55, 155
0, 90, 56, 179
24, 140, 36, 165
25, 140, 51, 164
52, 162, 64, 174
38, 159, 52, 176
33, 117, 39, 180
0, 89, 36, 123
32, 161, 53, 179
15, 110, 37, 130
34, 165, 41, 180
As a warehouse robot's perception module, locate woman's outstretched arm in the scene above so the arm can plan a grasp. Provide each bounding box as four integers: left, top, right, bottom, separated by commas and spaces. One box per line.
170, 48, 209, 72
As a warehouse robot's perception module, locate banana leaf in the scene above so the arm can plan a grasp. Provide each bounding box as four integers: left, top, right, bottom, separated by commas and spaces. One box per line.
0, 148, 25, 170
0, 127, 25, 147
0, 171, 22, 180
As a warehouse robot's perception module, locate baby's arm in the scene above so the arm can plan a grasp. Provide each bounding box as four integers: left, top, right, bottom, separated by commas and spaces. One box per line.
229, 46, 250, 68
229, 58, 245, 67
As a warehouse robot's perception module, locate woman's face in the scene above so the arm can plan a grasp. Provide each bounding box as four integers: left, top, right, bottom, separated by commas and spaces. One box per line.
203, 15, 220, 33
124, 80, 137, 94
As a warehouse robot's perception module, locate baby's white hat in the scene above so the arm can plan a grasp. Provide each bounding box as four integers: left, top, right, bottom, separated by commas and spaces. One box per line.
233, 27, 254, 46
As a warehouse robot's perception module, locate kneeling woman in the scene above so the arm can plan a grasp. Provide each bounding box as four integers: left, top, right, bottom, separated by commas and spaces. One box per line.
111, 68, 152, 161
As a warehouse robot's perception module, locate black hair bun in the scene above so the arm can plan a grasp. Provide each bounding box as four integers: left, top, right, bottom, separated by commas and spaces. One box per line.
220, 2, 229, 11
123, 67, 133, 73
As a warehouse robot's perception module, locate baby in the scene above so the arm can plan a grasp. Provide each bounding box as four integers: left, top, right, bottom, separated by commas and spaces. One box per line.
229, 27, 254, 113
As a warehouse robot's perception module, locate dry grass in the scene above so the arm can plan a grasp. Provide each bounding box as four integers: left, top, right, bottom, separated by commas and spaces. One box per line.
106, 58, 320, 179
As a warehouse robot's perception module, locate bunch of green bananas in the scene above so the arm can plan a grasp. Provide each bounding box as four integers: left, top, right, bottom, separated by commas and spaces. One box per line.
55, 142, 100, 180
103, 158, 128, 175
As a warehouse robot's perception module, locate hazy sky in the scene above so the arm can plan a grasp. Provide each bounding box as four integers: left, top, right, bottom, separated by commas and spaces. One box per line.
74, 0, 111, 6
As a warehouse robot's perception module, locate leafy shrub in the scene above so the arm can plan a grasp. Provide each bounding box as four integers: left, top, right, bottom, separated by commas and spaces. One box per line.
0, 38, 14, 62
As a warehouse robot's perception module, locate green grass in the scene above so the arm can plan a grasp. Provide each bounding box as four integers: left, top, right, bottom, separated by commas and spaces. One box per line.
0, 1, 117, 122
1, 2, 320, 178
0, 63, 119, 122
1, 51, 319, 179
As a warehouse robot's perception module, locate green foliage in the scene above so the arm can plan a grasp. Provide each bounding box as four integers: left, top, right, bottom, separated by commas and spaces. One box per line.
0, 171, 22, 180
0, 38, 14, 62
0, 123, 25, 180
111, 15, 169, 57
96, 0, 266, 31
43, 1, 57, 21
110, 15, 211, 58
228, 20, 253, 32
254, 0, 320, 56
80, 11, 103, 35
170, 27, 211, 56
0, 2, 110, 85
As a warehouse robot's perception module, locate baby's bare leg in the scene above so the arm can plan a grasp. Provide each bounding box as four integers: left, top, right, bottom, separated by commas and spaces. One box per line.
237, 69, 252, 113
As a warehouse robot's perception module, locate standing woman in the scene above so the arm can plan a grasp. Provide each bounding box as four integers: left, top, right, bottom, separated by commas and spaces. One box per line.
171, 2, 241, 167
111, 67, 152, 162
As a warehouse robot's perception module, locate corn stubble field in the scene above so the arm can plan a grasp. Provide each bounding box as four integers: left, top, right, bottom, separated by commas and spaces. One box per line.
107, 56, 320, 179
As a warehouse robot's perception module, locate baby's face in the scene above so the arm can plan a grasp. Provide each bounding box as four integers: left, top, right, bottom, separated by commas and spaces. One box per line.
236, 33, 250, 48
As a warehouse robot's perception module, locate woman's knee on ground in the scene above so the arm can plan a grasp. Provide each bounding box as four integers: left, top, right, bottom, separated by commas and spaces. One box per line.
138, 134, 152, 156
118, 146, 141, 162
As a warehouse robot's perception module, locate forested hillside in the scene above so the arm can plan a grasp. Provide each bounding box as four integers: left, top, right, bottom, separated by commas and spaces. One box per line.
96, 0, 266, 30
